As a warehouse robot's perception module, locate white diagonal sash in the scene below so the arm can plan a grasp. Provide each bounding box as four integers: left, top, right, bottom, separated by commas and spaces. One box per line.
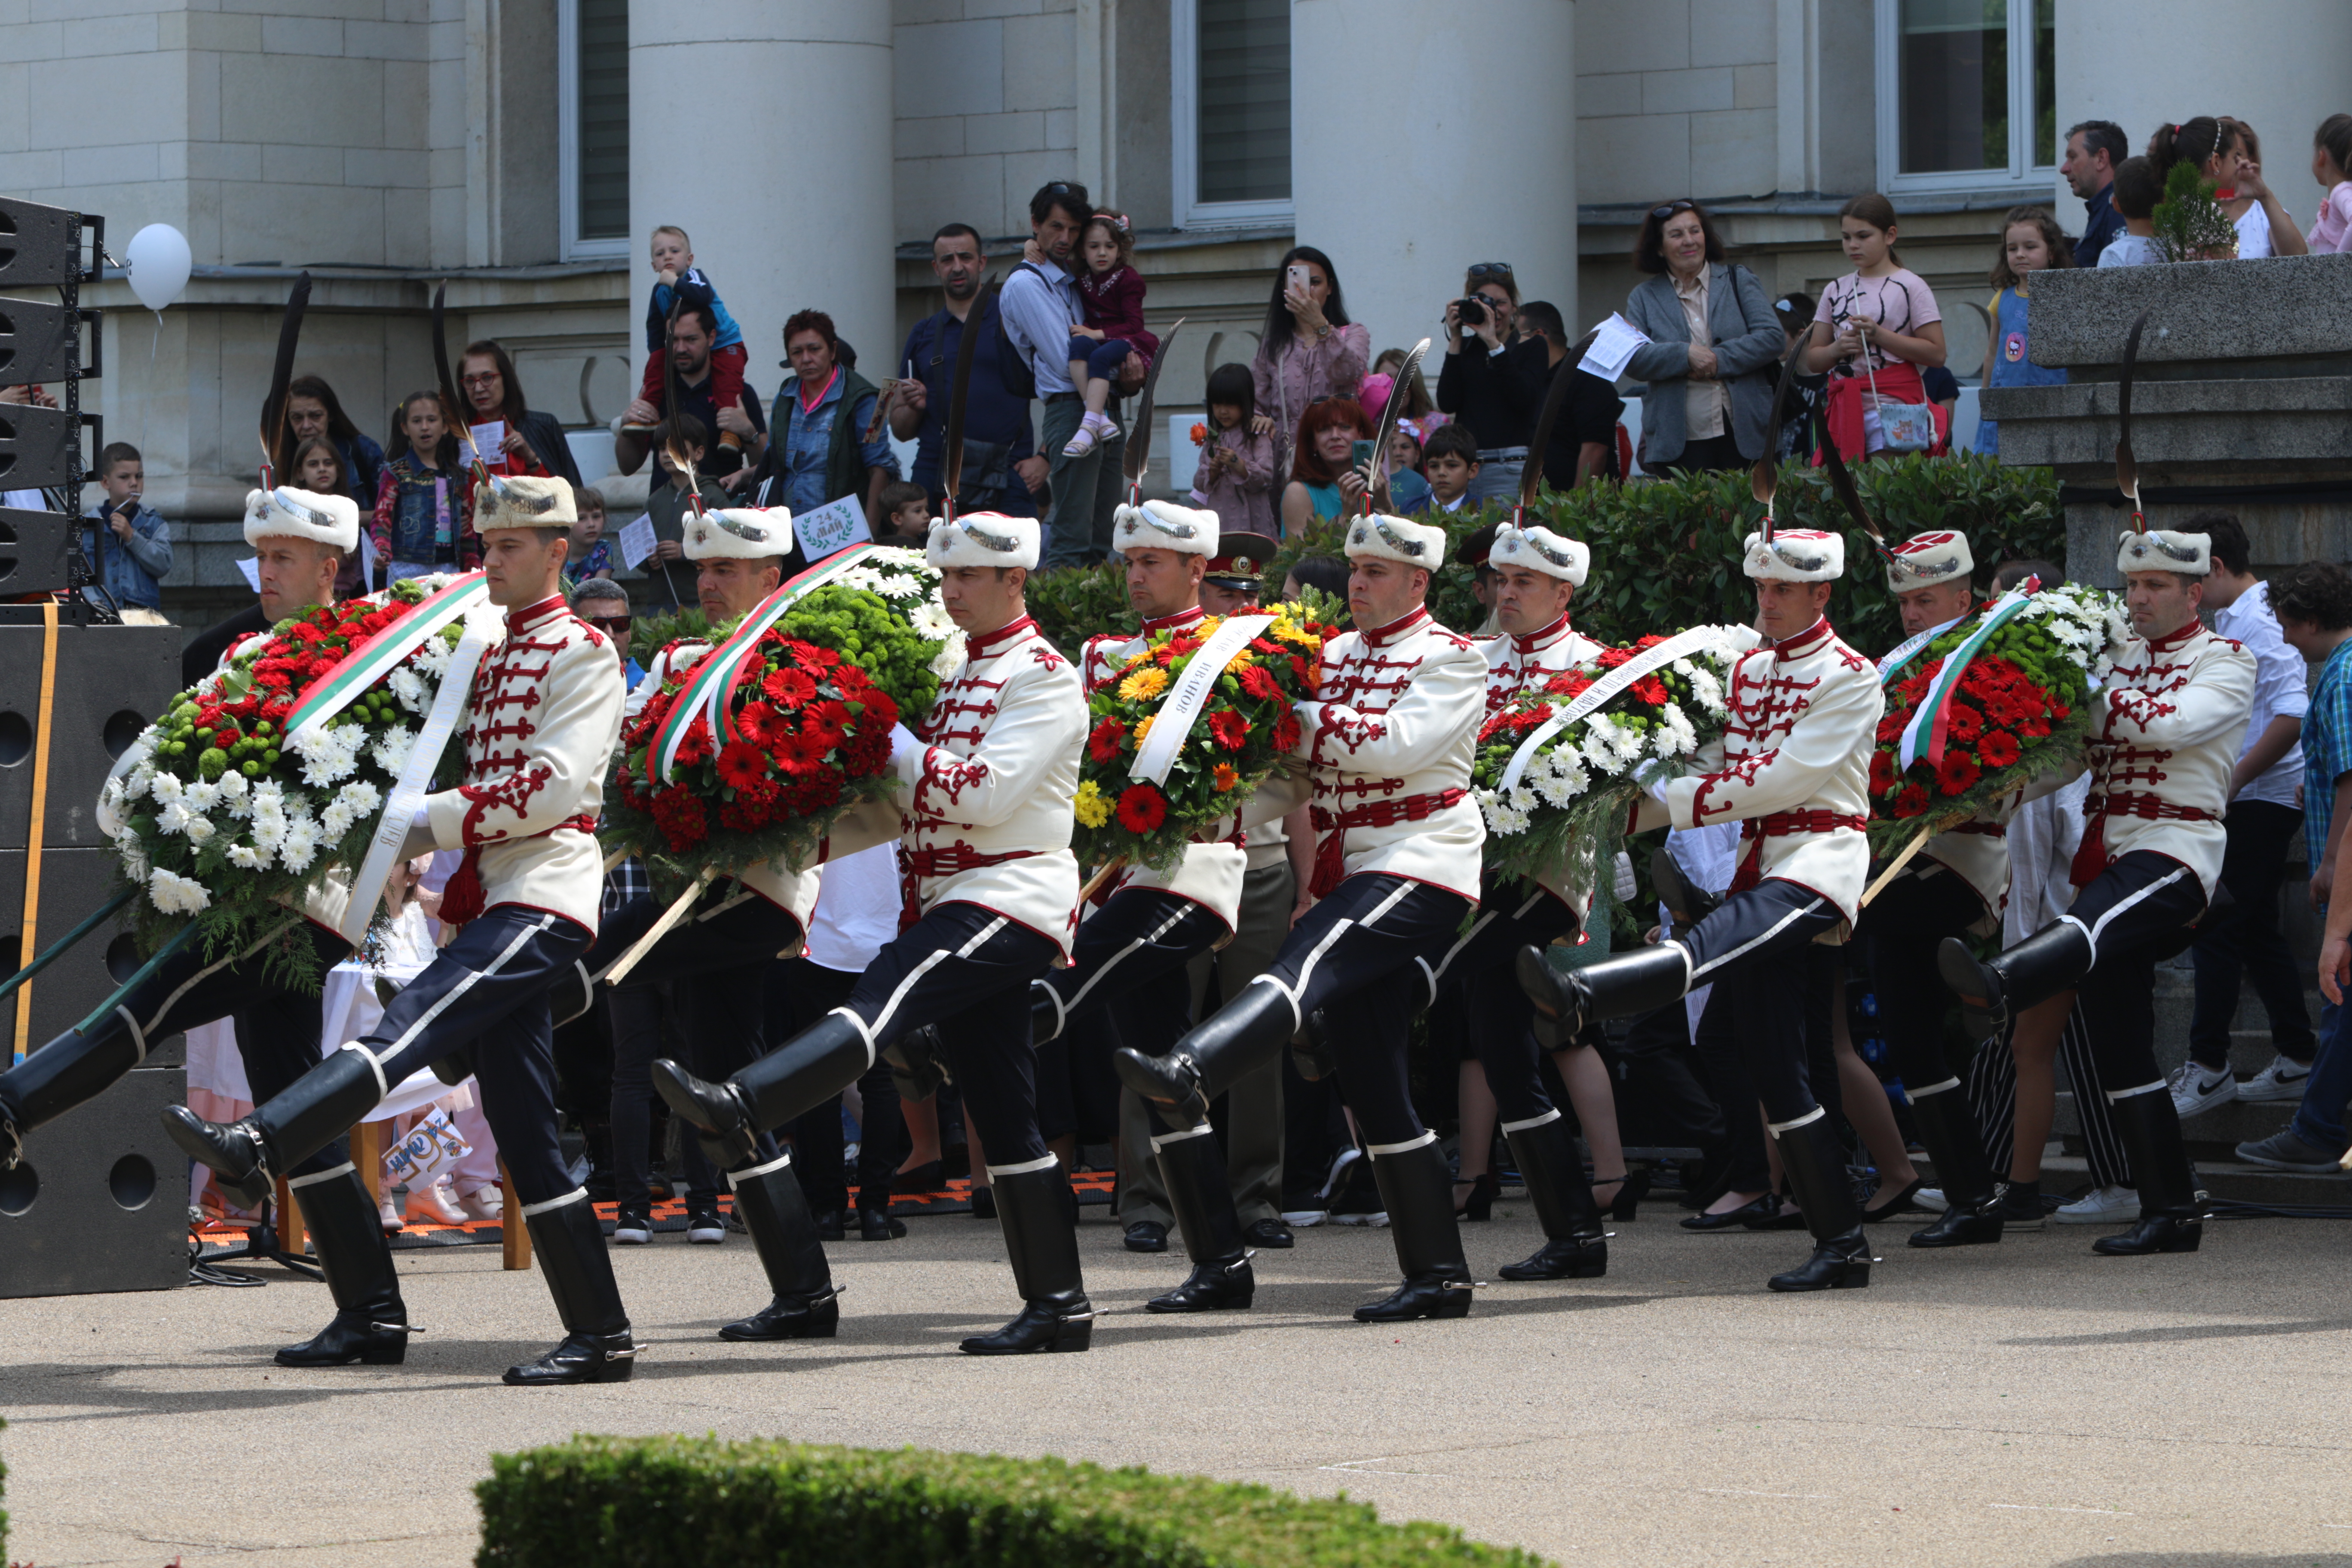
1499, 625, 1721, 794
1127, 614, 1277, 787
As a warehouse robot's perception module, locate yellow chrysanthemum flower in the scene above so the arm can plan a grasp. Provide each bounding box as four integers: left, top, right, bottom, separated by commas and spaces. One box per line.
1119, 666, 1171, 701
1074, 780, 1112, 828
1196, 616, 1223, 639
1273, 622, 1318, 647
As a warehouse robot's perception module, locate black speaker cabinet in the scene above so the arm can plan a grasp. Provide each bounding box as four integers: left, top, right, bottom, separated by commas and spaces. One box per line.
0, 619, 180, 849
0, 848, 181, 1068
0, 1064, 187, 1297
0, 399, 77, 492
0, 507, 70, 597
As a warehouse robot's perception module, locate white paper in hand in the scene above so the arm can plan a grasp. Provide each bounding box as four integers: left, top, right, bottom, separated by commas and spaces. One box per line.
793, 495, 870, 562
617, 513, 658, 570
1577, 312, 1650, 382
235, 556, 262, 592
465, 420, 505, 466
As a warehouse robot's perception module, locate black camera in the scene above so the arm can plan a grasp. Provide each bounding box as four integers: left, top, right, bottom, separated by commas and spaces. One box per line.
1455, 296, 1487, 328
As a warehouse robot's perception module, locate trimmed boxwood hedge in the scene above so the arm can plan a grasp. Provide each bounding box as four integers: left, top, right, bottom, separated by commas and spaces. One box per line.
475, 1436, 1550, 1568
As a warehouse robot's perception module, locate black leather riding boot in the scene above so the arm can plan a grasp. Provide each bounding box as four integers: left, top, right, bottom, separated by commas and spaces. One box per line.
1939, 922, 2091, 1045
1517, 941, 1689, 1049
718, 1149, 842, 1341
1113, 978, 1295, 1124
654, 1010, 870, 1165
0, 1015, 145, 1167
1766, 1113, 1873, 1293
1497, 1112, 1608, 1281
1904, 1081, 2005, 1248
163, 1047, 384, 1209
1145, 1123, 1254, 1313
505, 1194, 636, 1385
277, 1165, 417, 1366
1354, 1137, 1476, 1323
961, 1161, 1094, 1355
2092, 1088, 2204, 1256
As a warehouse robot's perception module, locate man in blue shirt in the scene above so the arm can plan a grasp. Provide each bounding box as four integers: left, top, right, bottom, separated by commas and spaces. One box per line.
2063, 120, 2129, 269
2246, 561, 2352, 1172
891, 223, 1044, 518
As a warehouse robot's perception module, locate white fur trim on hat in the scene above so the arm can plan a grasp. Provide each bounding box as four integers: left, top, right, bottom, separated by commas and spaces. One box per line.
1112, 499, 1217, 557
1343, 513, 1446, 570
1742, 528, 1844, 583
688, 507, 793, 562
2116, 529, 2211, 577
1489, 524, 1589, 588
243, 486, 358, 552
927, 511, 1039, 571
470, 473, 575, 532
1885, 530, 1972, 593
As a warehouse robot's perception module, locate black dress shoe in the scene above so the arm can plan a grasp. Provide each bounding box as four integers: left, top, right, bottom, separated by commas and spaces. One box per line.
1354, 1273, 1476, 1322
720, 1287, 842, 1341
1680, 1194, 1776, 1231
1908, 1198, 2003, 1248
1745, 1194, 1810, 1231
2092, 1215, 2203, 1255
969, 1185, 996, 1219
1860, 1177, 1931, 1224
1497, 1234, 1607, 1281
276, 1311, 417, 1367
1146, 1256, 1255, 1313
1596, 1167, 1651, 1221
959, 1293, 1094, 1354
502, 1330, 638, 1385
1453, 1172, 1500, 1221
857, 1207, 907, 1240
1124, 1220, 1169, 1253
893, 1160, 944, 1193
1767, 1228, 1875, 1292
1242, 1218, 1294, 1249
810, 1208, 846, 1242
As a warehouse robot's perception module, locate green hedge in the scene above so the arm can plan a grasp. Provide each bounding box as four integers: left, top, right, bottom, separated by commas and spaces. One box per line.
475, 1436, 1550, 1568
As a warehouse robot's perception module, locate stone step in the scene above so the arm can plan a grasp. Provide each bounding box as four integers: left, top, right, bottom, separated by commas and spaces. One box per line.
2048, 1088, 2304, 1154
2144, 962, 2321, 1077
1911, 1147, 2351, 1209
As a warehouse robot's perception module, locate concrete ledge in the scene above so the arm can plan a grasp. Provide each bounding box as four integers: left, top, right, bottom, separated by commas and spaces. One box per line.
1989, 376, 2352, 468
2023, 252, 2352, 368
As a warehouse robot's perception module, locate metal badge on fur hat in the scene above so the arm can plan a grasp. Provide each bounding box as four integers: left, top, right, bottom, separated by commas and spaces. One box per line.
470, 472, 575, 531
1344, 513, 1447, 569
1742, 527, 1844, 582
927, 510, 1039, 571
1111, 498, 1218, 557
2116, 528, 2211, 577
1489, 523, 1589, 587
688, 506, 792, 561
243, 485, 359, 551
1884, 529, 1973, 592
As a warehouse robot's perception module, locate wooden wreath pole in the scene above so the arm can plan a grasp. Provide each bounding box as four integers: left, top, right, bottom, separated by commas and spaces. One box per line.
1077, 858, 1127, 903
598, 866, 720, 986
1859, 824, 1939, 908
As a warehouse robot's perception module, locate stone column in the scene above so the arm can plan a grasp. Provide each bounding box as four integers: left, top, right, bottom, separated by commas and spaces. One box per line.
1290, 0, 1577, 364
628, 3, 894, 407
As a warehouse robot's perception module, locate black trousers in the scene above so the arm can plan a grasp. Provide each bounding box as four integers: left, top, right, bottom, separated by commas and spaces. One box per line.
357, 906, 590, 1207
2060, 851, 2211, 1094
2190, 799, 2314, 1068
1251, 873, 1475, 1148
593, 889, 800, 1211
833, 901, 1062, 1170
1425, 880, 1581, 1125
1613, 998, 1731, 1158
773, 958, 903, 1214
1859, 865, 1982, 1103
1675, 878, 1844, 1128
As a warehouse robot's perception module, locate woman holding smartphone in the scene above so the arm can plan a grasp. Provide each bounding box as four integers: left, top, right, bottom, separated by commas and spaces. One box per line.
1250, 247, 1370, 481
1278, 396, 1375, 535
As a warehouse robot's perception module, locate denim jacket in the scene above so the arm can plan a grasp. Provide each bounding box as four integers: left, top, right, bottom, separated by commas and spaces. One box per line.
82, 501, 171, 609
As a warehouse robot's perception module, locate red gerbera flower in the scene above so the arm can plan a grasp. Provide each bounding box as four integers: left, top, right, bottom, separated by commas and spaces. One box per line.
1271, 711, 1302, 752
1239, 665, 1281, 700
763, 667, 818, 705
1869, 751, 1895, 793
1546, 671, 1595, 699
1892, 783, 1931, 818
1877, 713, 1908, 744
1088, 717, 1129, 762
1595, 646, 1634, 670
734, 701, 780, 745
1208, 710, 1250, 750
716, 740, 767, 790
1943, 702, 1983, 744
1978, 730, 2022, 768
1116, 783, 1168, 833
1629, 675, 1669, 704
776, 731, 830, 774
2018, 715, 2050, 739
790, 640, 839, 671
673, 716, 715, 765
1937, 750, 1981, 794
857, 689, 898, 728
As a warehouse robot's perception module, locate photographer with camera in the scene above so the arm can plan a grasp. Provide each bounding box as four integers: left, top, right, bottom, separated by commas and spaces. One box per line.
1434, 262, 1548, 505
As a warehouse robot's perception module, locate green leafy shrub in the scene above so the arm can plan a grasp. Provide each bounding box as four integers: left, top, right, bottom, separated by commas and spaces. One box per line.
475, 1436, 1551, 1568
1024, 559, 1137, 660
630, 606, 711, 666
2152, 160, 2239, 262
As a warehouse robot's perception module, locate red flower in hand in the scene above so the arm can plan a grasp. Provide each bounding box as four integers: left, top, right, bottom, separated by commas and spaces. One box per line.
1116, 783, 1169, 833
1978, 730, 2022, 769
763, 666, 818, 705
1208, 710, 1250, 750
1937, 750, 1981, 794
1088, 717, 1128, 762
716, 740, 768, 791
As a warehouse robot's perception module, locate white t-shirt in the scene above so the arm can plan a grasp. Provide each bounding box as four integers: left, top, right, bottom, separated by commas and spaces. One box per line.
2097, 233, 2165, 268
2234, 201, 2274, 259
2211, 579, 2308, 808
803, 842, 900, 972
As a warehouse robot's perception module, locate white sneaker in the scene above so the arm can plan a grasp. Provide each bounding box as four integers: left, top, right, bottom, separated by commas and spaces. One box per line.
2051, 1184, 2139, 1224
2236, 1054, 2313, 1102
2167, 1062, 2236, 1119
1914, 1187, 1950, 1213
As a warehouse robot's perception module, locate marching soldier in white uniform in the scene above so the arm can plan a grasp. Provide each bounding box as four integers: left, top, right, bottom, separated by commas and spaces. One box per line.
1518, 527, 1887, 1293
6, 487, 418, 1368
655, 511, 1099, 1355
1118, 513, 1494, 1324
169, 476, 639, 1385
1942, 526, 2255, 1257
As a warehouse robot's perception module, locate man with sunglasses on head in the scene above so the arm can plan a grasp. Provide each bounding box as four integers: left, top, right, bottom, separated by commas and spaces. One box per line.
1436, 261, 1549, 506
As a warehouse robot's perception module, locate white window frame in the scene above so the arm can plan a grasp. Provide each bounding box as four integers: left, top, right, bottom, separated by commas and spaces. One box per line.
1874, 0, 2057, 196
557, 0, 629, 261
1170, 0, 1295, 230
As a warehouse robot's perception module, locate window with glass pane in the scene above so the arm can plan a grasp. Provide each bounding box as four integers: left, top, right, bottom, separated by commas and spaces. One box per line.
2033, 0, 2056, 167
578, 0, 629, 241
1197, 0, 1289, 204
1897, 0, 2007, 174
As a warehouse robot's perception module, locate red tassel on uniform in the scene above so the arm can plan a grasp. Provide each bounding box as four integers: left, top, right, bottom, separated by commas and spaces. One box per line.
439, 847, 486, 927
2068, 812, 2109, 889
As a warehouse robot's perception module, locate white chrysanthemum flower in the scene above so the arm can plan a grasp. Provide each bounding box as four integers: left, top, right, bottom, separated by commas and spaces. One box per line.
931, 629, 968, 679
183, 815, 216, 845
226, 843, 267, 870
156, 800, 196, 836
319, 798, 357, 837
250, 810, 286, 850
293, 725, 361, 788
148, 867, 210, 915
371, 727, 417, 777
389, 668, 429, 714
1670, 658, 1696, 677
1658, 702, 1697, 756
874, 571, 923, 598
148, 771, 184, 806
910, 598, 956, 641
1687, 667, 1726, 717
122, 760, 156, 801
341, 780, 382, 817
251, 779, 285, 809
119, 838, 150, 882
278, 816, 320, 873
414, 636, 454, 679
182, 781, 218, 813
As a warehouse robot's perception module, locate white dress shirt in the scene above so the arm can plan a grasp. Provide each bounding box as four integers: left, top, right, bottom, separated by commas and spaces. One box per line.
2212, 579, 2307, 809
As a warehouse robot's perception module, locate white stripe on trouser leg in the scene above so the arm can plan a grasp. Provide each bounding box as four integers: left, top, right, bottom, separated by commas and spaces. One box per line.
2078, 867, 2190, 952
1767, 1106, 1825, 1136
1366, 1130, 1437, 1158
2106, 1079, 2168, 1103
986, 1154, 1060, 1177
379, 913, 558, 1061
1060, 903, 1198, 1017
728, 1150, 793, 1186
825, 1005, 879, 1068
1149, 1123, 1216, 1152
1500, 1108, 1562, 1134
1908, 1075, 1963, 1099
1266, 880, 1418, 1023
1425, 911, 1500, 996
1514, 889, 1548, 920
860, 916, 1009, 1041
138, 919, 290, 1039
1031, 981, 1065, 1042
1689, 899, 1826, 982
520, 1186, 588, 1218
287, 1161, 357, 1188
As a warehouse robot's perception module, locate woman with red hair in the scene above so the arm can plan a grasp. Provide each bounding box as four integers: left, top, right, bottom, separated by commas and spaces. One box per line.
1278, 396, 1372, 536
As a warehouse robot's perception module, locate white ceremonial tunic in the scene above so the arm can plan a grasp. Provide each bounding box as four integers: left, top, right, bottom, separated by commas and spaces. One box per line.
1479, 611, 1606, 910
1294, 604, 1488, 902
2078, 620, 2255, 897
1636, 616, 1884, 928
893, 613, 1086, 958
1080, 603, 1253, 931
422, 592, 625, 933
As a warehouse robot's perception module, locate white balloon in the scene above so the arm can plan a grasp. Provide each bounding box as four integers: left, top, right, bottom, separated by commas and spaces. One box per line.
123, 223, 192, 313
